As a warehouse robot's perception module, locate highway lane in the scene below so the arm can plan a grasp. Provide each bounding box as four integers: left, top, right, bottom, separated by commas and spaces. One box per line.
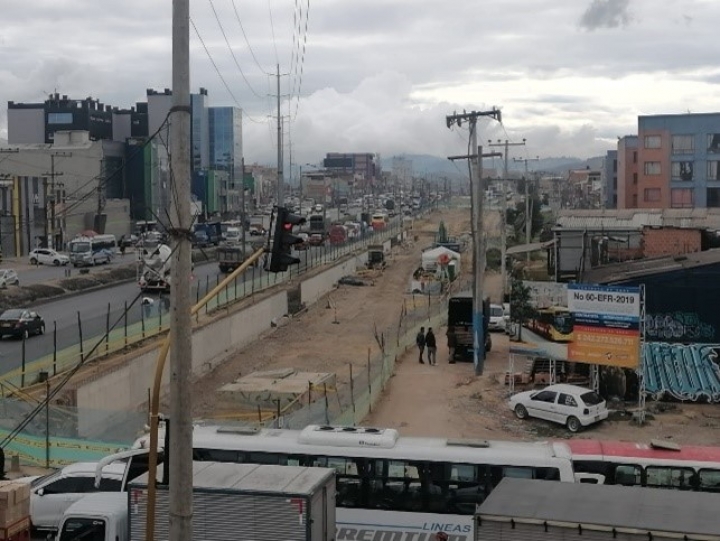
0, 216, 407, 377
3, 256, 136, 287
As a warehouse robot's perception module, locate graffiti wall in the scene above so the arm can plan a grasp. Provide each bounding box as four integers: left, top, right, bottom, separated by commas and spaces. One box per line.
643, 343, 720, 402
645, 312, 715, 342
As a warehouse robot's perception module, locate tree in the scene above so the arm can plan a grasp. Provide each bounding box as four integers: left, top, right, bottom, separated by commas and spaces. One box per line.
509, 276, 535, 342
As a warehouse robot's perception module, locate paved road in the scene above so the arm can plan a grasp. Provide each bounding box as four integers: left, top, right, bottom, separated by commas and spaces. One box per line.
0, 210, 416, 376
2, 256, 136, 287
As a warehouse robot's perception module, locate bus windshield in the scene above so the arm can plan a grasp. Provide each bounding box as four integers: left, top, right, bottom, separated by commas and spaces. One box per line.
554, 313, 573, 334
70, 242, 91, 253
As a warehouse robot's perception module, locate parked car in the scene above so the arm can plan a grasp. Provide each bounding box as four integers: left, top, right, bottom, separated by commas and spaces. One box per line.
0, 269, 19, 288
509, 383, 609, 433
0, 309, 45, 339
28, 248, 70, 266
488, 304, 505, 331
21, 462, 126, 532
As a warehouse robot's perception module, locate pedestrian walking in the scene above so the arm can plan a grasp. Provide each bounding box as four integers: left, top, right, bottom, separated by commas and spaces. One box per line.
446, 327, 456, 364
416, 326, 426, 364
425, 327, 437, 365
119, 235, 127, 257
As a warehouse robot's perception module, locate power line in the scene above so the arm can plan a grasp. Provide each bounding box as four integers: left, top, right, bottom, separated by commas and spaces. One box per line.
267, 0, 280, 65
231, 0, 272, 75
292, 0, 310, 121
208, 0, 264, 99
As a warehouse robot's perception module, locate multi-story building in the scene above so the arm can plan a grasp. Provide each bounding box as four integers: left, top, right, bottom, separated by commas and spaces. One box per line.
209, 106, 243, 214
623, 113, 720, 209
616, 136, 638, 209
323, 153, 378, 192
604, 150, 618, 208
191, 88, 210, 172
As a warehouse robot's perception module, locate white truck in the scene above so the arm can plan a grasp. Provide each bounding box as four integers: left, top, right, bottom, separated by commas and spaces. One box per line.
54, 462, 336, 541
137, 243, 172, 293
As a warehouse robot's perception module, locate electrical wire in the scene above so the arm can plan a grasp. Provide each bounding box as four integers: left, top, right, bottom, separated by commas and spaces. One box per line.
208, 0, 264, 99
292, 0, 310, 121
267, 0, 280, 65
231, 0, 272, 75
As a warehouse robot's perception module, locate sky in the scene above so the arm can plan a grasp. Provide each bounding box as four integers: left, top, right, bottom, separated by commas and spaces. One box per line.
1, 0, 720, 168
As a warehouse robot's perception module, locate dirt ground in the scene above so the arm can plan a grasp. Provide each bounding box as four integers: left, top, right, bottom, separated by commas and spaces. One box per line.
190, 204, 720, 447
191, 208, 473, 419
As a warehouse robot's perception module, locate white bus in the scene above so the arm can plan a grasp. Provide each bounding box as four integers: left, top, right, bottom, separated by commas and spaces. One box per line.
134, 424, 575, 540
68, 234, 117, 266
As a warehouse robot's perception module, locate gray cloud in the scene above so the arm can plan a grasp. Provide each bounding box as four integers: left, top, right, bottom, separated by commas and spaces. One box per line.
579, 0, 632, 30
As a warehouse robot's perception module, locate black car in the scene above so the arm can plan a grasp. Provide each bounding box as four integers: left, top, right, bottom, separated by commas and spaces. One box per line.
0, 309, 45, 340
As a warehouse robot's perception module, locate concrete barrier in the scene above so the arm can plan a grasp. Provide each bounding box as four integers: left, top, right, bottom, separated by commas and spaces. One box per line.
300, 253, 368, 306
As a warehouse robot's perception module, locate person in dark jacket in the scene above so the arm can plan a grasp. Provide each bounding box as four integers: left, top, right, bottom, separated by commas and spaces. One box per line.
416, 327, 426, 363
425, 328, 437, 365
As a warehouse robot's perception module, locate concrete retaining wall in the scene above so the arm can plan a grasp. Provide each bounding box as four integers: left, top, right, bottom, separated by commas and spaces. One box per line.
300, 253, 367, 305
75, 291, 287, 437
74, 251, 370, 437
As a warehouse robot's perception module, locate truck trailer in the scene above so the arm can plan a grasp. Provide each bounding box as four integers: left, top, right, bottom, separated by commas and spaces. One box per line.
447, 292, 491, 361
55, 462, 336, 541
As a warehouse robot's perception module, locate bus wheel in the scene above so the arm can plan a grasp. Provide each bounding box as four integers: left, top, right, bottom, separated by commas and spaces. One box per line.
514, 404, 528, 420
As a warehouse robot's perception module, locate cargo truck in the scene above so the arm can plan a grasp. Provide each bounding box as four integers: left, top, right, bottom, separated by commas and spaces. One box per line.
54, 462, 336, 541
447, 292, 492, 362
217, 244, 256, 273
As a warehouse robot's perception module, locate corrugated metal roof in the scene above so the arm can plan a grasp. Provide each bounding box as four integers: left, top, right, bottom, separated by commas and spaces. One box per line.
555, 208, 720, 231
506, 240, 555, 255
582, 248, 720, 284
479, 478, 720, 539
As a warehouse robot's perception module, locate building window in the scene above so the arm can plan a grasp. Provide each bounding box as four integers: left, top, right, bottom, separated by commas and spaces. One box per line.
613, 160, 617, 173
644, 135, 661, 149
644, 162, 661, 175
633, 173, 638, 185
47, 112, 73, 124
708, 188, 720, 208
708, 161, 720, 181
632, 194, 638, 206
644, 188, 661, 203
671, 188, 694, 208
672, 135, 694, 155
671, 161, 694, 181
633, 151, 637, 164
708, 134, 720, 154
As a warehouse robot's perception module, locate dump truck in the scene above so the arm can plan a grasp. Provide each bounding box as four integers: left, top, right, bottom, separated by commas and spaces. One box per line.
54, 462, 336, 541
137, 244, 172, 293
217, 244, 256, 273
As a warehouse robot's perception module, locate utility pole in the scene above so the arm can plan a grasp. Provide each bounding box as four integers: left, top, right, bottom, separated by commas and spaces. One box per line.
276, 63, 283, 206
446, 109, 502, 375
515, 156, 540, 261
241, 158, 247, 256
42, 152, 71, 250
488, 139, 525, 300
167, 0, 193, 540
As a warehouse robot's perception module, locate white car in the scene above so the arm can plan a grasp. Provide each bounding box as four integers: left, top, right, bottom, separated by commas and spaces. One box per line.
488, 304, 505, 331
509, 383, 609, 433
24, 462, 126, 532
0, 269, 19, 288
28, 248, 70, 266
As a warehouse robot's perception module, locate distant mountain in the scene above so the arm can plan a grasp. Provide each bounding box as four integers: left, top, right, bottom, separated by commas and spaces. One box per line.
381, 154, 603, 178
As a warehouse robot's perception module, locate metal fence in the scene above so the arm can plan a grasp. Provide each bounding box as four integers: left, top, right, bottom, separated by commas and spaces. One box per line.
0, 219, 408, 391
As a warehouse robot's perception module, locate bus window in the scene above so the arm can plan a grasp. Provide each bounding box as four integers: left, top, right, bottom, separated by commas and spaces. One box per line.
614, 464, 642, 486
246, 452, 300, 466
312, 456, 365, 508
698, 469, 720, 492
646, 466, 695, 490
368, 459, 424, 512
193, 448, 241, 462
440, 463, 488, 515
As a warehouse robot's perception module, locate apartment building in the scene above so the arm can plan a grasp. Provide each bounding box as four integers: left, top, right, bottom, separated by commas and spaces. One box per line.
622, 113, 720, 209
616, 136, 638, 209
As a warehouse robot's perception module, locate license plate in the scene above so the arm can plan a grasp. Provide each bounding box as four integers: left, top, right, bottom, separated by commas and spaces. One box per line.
1, 323, 10, 327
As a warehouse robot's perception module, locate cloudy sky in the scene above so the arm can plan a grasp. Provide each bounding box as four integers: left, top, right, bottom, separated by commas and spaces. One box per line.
1, 0, 719, 167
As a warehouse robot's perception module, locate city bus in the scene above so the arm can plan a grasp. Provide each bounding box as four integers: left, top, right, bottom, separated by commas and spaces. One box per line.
68, 234, 117, 266
567, 439, 720, 492
526, 306, 574, 342
133, 424, 575, 540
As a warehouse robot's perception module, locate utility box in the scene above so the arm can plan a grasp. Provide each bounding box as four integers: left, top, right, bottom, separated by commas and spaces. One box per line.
129, 462, 336, 541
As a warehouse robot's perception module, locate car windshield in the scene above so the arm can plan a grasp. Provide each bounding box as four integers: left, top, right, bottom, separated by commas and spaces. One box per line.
0, 309, 24, 320
491, 307, 504, 317
31, 470, 61, 488
580, 391, 604, 406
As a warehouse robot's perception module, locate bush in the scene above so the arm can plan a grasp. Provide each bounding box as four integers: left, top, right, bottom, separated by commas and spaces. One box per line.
486, 248, 501, 270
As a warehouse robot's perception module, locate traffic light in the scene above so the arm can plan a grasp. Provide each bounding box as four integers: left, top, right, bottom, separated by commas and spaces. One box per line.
266, 206, 306, 273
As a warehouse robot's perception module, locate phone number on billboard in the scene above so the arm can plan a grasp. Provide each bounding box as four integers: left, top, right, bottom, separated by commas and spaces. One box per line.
575, 333, 635, 346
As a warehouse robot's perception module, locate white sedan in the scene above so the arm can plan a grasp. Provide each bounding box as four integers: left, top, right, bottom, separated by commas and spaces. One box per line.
509, 383, 609, 433
28, 248, 70, 266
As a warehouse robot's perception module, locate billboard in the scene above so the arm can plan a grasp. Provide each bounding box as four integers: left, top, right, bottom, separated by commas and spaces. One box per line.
513, 281, 641, 369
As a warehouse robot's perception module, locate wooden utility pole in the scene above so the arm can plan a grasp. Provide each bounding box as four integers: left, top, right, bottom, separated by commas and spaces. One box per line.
446, 109, 502, 375
167, 0, 193, 540
488, 139, 525, 300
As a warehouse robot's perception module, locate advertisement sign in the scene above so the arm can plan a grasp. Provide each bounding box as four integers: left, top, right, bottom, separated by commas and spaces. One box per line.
567, 284, 641, 368
512, 281, 641, 369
